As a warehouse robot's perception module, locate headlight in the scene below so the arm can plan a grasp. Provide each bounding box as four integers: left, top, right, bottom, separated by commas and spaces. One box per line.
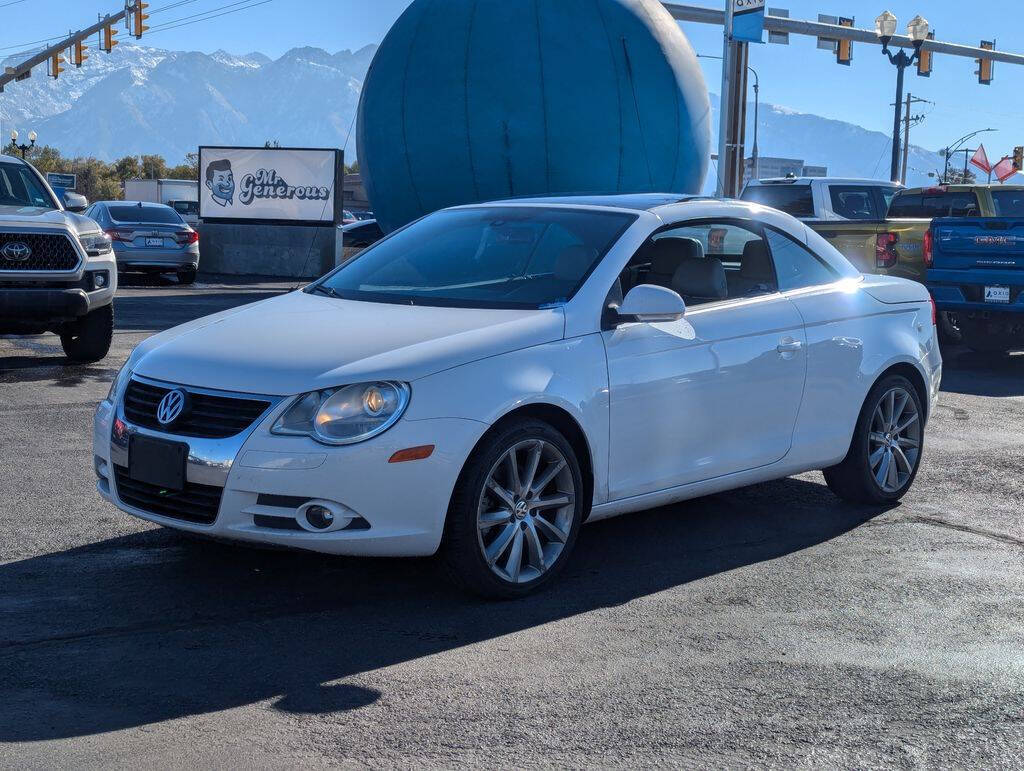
79, 231, 113, 257
107, 349, 138, 401
272, 381, 410, 445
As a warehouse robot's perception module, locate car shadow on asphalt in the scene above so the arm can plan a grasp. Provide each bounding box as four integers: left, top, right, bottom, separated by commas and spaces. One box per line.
939, 347, 1024, 398
0, 476, 893, 741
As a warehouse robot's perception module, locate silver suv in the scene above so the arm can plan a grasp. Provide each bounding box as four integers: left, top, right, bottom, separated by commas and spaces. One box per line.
0, 154, 117, 362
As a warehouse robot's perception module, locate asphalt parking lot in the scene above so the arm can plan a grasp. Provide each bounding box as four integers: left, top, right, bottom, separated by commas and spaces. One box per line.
1, 279, 1022, 768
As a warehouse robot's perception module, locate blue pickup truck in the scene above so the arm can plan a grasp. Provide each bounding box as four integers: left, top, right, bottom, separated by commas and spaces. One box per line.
927, 216, 1024, 352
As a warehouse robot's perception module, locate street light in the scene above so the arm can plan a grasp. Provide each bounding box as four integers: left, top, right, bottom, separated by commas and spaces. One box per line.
9, 129, 37, 159
875, 11, 929, 183
942, 128, 997, 182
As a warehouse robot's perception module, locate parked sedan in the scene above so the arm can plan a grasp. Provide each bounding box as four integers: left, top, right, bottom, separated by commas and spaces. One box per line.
340, 218, 383, 260
94, 194, 942, 597
84, 201, 200, 284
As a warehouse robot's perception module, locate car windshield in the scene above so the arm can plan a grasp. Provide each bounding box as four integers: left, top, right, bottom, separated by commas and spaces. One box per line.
0, 161, 55, 209
316, 206, 636, 309
740, 184, 815, 218
109, 205, 184, 224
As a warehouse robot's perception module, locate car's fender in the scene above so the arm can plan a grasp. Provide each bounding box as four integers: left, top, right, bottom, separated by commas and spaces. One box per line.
406, 333, 611, 504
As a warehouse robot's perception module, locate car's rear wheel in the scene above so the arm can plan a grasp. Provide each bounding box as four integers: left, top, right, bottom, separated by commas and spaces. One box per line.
824, 374, 924, 504
178, 267, 197, 285
60, 303, 114, 363
441, 418, 584, 599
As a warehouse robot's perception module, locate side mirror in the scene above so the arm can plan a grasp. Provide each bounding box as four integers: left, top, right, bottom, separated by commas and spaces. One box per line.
617, 284, 686, 323
64, 192, 88, 213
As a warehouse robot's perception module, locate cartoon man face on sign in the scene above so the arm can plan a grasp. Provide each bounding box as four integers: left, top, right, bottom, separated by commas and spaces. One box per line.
205, 159, 235, 207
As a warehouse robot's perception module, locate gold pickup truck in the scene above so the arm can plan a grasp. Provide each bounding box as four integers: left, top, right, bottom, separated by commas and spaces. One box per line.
742, 180, 1024, 283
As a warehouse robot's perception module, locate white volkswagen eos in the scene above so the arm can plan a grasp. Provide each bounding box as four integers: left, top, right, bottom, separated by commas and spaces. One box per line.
94, 195, 942, 597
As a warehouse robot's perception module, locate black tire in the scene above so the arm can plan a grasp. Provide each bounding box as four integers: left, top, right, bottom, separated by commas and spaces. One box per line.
823, 374, 924, 505
60, 303, 114, 363
937, 311, 962, 347
440, 418, 585, 599
178, 267, 197, 285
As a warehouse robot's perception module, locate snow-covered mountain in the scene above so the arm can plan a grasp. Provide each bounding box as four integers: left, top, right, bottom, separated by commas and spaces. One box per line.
2, 42, 945, 189
706, 94, 946, 193
0, 43, 375, 162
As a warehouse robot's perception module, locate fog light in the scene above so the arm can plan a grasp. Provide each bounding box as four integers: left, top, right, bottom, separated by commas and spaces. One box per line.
305, 505, 334, 530
94, 273, 107, 288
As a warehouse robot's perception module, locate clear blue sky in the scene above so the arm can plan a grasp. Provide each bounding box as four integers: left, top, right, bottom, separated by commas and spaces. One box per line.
2, 0, 1022, 155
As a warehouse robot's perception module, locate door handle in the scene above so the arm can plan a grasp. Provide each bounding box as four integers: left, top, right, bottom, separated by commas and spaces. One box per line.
777, 338, 803, 354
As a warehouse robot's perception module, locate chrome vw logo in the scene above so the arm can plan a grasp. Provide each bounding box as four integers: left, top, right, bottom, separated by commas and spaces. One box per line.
0, 241, 32, 262
156, 389, 189, 427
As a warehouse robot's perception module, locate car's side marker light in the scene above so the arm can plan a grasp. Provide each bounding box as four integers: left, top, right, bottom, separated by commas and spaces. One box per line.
389, 445, 435, 463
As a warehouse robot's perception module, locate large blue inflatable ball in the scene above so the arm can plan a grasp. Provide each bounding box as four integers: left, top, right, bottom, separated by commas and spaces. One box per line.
357, 0, 711, 232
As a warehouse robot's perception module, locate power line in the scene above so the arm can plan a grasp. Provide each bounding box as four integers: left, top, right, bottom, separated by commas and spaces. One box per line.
146, 0, 275, 35
0, 0, 31, 8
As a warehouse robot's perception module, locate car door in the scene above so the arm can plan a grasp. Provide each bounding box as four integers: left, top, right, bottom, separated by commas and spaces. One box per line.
602, 220, 808, 501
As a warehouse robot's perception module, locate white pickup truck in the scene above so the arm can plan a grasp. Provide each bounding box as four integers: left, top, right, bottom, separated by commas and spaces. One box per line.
741, 177, 903, 222
0, 154, 118, 362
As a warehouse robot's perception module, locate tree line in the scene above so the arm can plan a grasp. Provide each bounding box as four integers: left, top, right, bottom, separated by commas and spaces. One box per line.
1, 142, 197, 203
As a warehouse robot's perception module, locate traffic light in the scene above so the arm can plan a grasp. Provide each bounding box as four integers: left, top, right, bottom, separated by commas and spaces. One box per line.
133, 1, 150, 39
72, 40, 88, 68
917, 32, 933, 77
1014, 146, 1023, 172
836, 17, 853, 66
49, 53, 65, 79
977, 40, 994, 85
102, 24, 119, 53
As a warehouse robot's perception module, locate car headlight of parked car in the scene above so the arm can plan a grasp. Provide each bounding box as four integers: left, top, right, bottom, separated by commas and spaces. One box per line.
271, 381, 411, 445
79, 231, 113, 257
107, 348, 140, 401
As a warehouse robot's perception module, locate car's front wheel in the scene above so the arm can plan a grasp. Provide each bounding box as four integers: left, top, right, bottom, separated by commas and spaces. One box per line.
60, 303, 114, 363
442, 418, 585, 598
824, 374, 924, 504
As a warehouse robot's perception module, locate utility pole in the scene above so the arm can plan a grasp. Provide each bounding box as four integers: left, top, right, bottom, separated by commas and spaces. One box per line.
715, 0, 736, 199
897, 93, 929, 184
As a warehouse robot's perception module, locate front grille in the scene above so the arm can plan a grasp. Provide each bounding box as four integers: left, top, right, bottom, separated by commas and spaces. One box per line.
123, 379, 272, 439
0, 231, 80, 272
113, 464, 223, 524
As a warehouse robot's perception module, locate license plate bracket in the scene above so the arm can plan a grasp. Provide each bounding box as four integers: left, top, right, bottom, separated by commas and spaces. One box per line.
145, 236, 163, 247
984, 285, 1010, 303
129, 435, 188, 490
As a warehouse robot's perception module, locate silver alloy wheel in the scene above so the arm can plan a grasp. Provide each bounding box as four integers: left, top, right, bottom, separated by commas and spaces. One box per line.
868, 386, 921, 493
476, 439, 576, 584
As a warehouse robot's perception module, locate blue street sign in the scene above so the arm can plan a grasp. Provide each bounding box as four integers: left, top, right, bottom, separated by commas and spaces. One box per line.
733, 0, 766, 44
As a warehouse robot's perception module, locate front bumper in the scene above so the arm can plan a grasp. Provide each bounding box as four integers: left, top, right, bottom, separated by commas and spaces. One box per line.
0, 255, 116, 326
93, 383, 486, 557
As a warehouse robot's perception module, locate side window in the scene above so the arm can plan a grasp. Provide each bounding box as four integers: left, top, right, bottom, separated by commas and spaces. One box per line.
765, 229, 838, 291
618, 221, 777, 306
829, 186, 878, 220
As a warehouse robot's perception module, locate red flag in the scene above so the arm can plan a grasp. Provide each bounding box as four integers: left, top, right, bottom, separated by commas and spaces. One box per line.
970, 145, 992, 174
993, 156, 1017, 182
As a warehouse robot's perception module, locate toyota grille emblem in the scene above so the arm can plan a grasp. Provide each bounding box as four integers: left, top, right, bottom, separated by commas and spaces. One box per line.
156, 389, 189, 427
0, 241, 32, 262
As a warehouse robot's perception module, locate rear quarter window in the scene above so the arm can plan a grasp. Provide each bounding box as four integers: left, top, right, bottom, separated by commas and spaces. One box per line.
740, 185, 815, 218
888, 191, 980, 218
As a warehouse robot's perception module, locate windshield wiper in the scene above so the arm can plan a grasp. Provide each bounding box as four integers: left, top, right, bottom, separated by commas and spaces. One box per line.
307, 284, 341, 299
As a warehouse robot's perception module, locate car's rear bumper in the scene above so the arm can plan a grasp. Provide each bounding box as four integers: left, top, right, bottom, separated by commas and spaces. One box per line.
114, 245, 199, 270
928, 269, 1024, 315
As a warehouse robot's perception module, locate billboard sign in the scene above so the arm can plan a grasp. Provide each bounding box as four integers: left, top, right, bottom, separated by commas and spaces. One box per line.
46, 172, 77, 190
198, 146, 343, 224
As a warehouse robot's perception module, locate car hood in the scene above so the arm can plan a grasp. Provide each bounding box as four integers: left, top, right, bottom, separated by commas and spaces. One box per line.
132, 289, 566, 395
0, 205, 98, 234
